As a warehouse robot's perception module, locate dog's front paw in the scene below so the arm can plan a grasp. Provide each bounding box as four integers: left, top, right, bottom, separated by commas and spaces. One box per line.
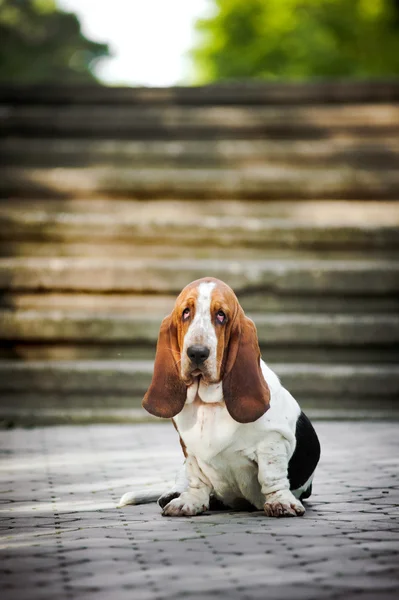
264, 491, 305, 518
162, 493, 208, 517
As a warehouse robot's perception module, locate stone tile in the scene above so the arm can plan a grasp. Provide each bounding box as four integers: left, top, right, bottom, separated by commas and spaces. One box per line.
1, 422, 399, 600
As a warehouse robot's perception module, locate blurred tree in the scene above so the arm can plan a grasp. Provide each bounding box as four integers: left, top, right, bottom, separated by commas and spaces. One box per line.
0, 0, 110, 83
191, 0, 399, 82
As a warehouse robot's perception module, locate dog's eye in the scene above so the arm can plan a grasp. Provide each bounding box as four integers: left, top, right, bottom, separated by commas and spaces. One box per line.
216, 310, 226, 324
182, 308, 190, 321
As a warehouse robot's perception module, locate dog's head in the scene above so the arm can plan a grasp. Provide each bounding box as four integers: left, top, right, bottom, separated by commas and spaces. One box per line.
142, 278, 270, 423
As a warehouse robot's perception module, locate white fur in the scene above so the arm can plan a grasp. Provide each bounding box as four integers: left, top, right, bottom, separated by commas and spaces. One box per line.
165, 360, 308, 515
162, 455, 212, 516
118, 490, 163, 508
181, 281, 218, 381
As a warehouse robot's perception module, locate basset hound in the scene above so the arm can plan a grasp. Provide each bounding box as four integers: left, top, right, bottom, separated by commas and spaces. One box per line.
119, 277, 320, 517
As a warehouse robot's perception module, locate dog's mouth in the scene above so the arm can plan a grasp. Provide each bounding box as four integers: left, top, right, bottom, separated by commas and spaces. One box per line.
191, 369, 203, 377
183, 359, 220, 385
183, 368, 206, 386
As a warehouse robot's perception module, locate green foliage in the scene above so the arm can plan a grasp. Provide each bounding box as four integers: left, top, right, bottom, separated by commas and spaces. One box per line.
0, 0, 110, 83
190, 0, 399, 82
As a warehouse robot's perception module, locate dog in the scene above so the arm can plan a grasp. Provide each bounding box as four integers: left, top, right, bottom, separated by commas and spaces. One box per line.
119, 277, 320, 517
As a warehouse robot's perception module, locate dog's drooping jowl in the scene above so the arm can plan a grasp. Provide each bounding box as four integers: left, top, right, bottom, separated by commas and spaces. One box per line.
119, 277, 320, 517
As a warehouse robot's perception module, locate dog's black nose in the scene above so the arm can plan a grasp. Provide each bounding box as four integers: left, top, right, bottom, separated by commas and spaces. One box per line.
187, 345, 210, 365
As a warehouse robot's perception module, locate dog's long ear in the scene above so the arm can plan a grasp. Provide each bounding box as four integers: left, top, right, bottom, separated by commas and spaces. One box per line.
142, 315, 187, 418
222, 309, 270, 423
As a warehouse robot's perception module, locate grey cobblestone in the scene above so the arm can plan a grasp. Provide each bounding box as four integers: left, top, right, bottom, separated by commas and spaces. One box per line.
1, 421, 399, 599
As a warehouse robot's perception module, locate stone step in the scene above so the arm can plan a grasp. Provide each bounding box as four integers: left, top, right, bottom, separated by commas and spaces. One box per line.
2, 105, 398, 138
1, 310, 398, 348
1, 403, 398, 425
2, 137, 399, 169
7, 242, 399, 261
1, 200, 398, 251
2, 341, 396, 365
2, 291, 398, 316
0, 257, 398, 294
0, 293, 176, 314
3, 165, 399, 199
3, 198, 398, 221
0, 360, 398, 403
2, 81, 398, 105
1, 311, 397, 364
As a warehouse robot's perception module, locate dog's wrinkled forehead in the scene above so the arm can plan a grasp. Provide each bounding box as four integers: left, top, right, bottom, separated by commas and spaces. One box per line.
174, 277, 238, 313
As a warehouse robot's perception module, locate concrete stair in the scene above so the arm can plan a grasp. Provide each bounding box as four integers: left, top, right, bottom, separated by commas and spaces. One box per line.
1, 200, 399, 253
1, 311, 398, 364
1, 256, 398, 293
1, 82, 398, 423
1, 80, 398, 104
1, 198, 398, 420
1, 86, 399, 200
1, 361, 398, 406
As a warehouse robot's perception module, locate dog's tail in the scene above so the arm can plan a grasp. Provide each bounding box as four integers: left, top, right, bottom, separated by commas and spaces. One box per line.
117, 489, 163, 508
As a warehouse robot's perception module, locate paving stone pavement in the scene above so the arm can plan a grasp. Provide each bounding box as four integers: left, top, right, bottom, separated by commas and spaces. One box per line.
1, 421, 399, 600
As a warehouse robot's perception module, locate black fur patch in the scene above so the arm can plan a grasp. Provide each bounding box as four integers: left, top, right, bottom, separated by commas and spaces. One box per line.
288, 412, 321, 495
158, 492, 180, 508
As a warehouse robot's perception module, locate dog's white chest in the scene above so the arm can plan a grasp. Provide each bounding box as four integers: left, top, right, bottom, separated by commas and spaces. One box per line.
175, 400, 241, 460
174, 400, 265, 508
